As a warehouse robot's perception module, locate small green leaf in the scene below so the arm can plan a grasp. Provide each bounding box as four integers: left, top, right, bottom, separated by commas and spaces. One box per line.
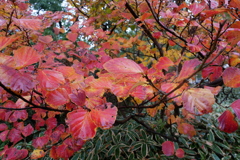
211, 144, 225, 155
128, 153, 135, 160
140, 129, 147, 140
107, 145, 117, 157
141, 143, 148, 157
184, 149, 197, 155
179, 137, 189, 147
212, 153, 221, 160
130, 142, 142, 152
115, 148, 121, 159
208, 130, 215, 141
214, 129, 225, 140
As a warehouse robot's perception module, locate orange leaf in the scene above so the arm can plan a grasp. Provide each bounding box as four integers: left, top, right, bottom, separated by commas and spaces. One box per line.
189, 3, 205, 15
155, 57, 174, 71
66, 108, 97, 140
177, 123, 196, 138
103, 58, 144, 74
218, 110, 238, 133
162, 141, 175, 156
46, 88, 69, 108
91, 103, 117, 129
37, 69, 65, 91
229, 0, 240, 9
38, 35, 53, 44
200, 8, 230, 20
13, 18, 42, 30
182, 88, 215, 115
13, 46, 41, 69
0, 36, 18, 51
230, 99, 240, 119
175, 148, 185, 158
31, 149, 45, 159
176, 59, 201, 82
222, 67, 240, 88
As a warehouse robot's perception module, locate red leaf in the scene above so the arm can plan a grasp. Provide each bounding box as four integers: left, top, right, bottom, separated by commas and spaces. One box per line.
32, 136, 49, 148
8, 128, 23, 144
202, 66, 222, 82
46, 117, 57, 130
37, 69, 65, 91
155, 57, 174, 71
66, 108, 97, 140
229, 0, 240, 9
13, 46, 41, 69
0, 64, 36, 92
182, 88, 215, 115
21, 124, 34, 137
69, 90, 86, 106
176, 59, 201, 82
218, 110, 238, 133
175, 148, 185, 158
0, 36, 18, 51
177, 123, 196, 138
162, 141, 175, 156
103, 58, 144, 74
230, 99, 240, 119
13, 18, 42, 30
4, 148, 28, 160
222, 67, 240, 88
0, 130, 9, 141
0, 123, 8, 131
46, 88, 69, 107
9, 110, 28, 122
91, 103, 117, 129
200, 8, 230, 20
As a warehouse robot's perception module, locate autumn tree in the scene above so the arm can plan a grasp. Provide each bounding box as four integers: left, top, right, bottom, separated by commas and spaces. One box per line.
0, 0, 240, 159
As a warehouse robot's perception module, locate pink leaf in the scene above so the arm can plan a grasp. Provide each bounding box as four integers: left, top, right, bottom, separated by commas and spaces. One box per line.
155, 57, 174, 71
230, 99, 240, 119
0, 123, 8, 131
182, 88, 215, 115
176, 59, 201, 82
218, 110, 238, 133
13, 46, 41, 69
37, 69, 65, 91
32, 136, 49, 148
21, 124, 34, 137
0, 36, 18, 51
46, 117, 57, 130
66, 108, 97, 140
46, 88, 69, 107
38, 35, 53, 44
13, 18, 42, 30
162, 141, 175, 156
69, 90, 86, 106
8, 128, 22, 144
103, 58, 144, 74
66, 32, 78, 42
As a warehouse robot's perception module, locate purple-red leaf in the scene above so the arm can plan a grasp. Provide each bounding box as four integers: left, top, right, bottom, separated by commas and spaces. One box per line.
218, 110, 238, 133
222, 67, 240, 88
230, 99, 240, 119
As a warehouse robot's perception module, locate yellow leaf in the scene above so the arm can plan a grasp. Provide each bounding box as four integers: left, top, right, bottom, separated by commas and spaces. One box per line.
31, 149, 45, 159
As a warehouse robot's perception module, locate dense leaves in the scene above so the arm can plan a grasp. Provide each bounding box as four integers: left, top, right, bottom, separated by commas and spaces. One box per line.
0, 0, 240, 159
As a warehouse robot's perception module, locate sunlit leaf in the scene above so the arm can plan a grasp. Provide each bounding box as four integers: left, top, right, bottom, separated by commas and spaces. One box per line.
46, 88, 69, 108
31, 149, 45, 159
66, 108, 97, 140
37, 69, 66, 91
162, 141, 175, 156
0, 36, 18, 51
91, 103, 117, 129
38, 35, 53, 44
13, 18, 42, 30
69, 90, 86, 107
103, 58, 144, 74
13, 46, 41, 69
218, 110, 238, 133
155, 57, 174, 71
222, 67, 240, 88
182, 88, 215, 115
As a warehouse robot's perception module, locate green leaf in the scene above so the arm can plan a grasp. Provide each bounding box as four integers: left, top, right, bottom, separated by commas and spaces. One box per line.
198, 149, 206, 159
141, 143, 148, 157
115, 148, 121, 159
179, 137, 189, 147
211, 144, 225, 155
212, 153, 221, 160
208, 130, 215, 141
214, 141, 230, 150
130, 142, 142, 152
140, 129, 147, 140
128, 153, 135, 160
214, 129, 225, 140
184, 149, 197, 155
107, 145, 118, 157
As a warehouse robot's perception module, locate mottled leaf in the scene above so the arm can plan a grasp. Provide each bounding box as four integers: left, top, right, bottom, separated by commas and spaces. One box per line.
31, 149, 45, 159
178, 123, 196, 138
222, 67, 240, 88
182, 88, 215, 115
